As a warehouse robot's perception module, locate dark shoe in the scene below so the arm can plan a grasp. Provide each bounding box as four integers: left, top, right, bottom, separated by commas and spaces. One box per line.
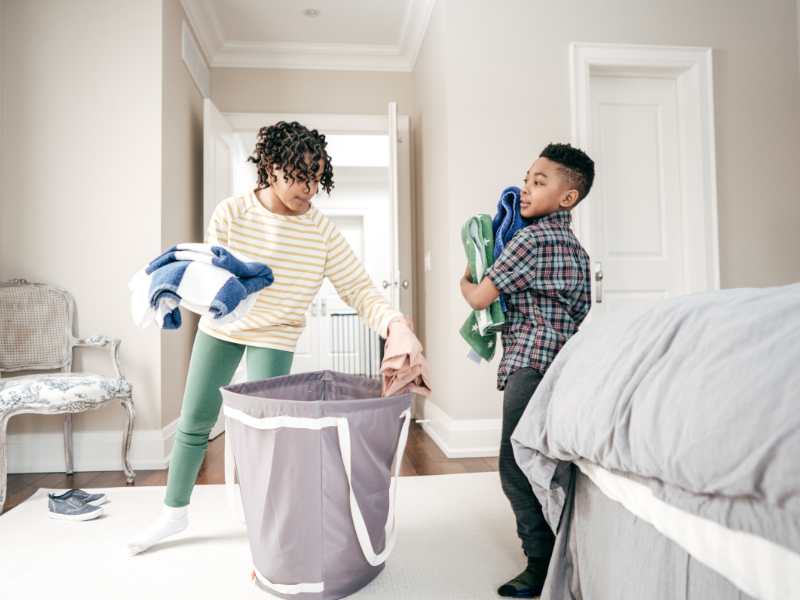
48, 494, 104, 521
48, 488, 107, 507
497, 569, 545, 598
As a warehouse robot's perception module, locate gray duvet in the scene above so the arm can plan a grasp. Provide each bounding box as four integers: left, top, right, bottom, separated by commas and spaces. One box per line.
511, 283, 800, 555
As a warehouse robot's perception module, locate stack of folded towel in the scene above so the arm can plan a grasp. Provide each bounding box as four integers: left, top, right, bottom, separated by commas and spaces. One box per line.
380, 318, 432, 397
129, 243, 273, 330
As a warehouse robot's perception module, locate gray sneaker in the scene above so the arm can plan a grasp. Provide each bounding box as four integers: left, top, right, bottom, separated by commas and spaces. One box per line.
48, 493, 105, 521
49, 488, 107, 507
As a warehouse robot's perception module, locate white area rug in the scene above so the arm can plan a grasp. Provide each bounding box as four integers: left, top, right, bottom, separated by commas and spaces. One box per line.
0, 472, 523, 599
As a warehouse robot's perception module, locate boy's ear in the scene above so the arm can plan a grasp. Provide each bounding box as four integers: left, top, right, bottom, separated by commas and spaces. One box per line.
560, 189, 580, 209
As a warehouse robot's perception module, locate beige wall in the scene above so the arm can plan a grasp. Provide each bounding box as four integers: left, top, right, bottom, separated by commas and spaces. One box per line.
160, 0, 205, 427
412, 0, 454, 399
1, 0, 205, 463
414, 0, 800, 422
211, 67, 415, 116
0, 1, 6, 269
1, 1, 165, 438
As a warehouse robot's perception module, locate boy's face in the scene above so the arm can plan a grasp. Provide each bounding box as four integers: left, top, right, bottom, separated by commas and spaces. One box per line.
520, 157, 579, 219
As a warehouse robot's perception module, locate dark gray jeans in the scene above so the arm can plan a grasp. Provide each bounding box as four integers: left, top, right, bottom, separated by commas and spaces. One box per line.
499, 367, 555, 560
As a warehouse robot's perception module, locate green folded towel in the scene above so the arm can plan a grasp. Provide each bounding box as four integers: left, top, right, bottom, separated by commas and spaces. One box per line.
460, 214, 505, 361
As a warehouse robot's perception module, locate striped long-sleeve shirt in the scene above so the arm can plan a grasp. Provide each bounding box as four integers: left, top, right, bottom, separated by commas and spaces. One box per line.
197, 190, 402, 352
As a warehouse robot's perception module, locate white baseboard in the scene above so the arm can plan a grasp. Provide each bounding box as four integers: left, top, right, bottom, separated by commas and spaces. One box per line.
7, 418, 180, 474
420, 401, 500, 458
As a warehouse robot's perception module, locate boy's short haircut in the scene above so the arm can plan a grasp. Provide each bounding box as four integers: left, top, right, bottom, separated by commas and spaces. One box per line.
540, 143, 595, 202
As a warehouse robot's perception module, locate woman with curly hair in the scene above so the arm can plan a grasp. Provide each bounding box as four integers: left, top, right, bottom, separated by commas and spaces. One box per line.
128, 121, 414, 554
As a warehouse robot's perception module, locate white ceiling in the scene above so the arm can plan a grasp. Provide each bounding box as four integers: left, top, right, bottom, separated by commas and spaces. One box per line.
180, 0, 436, 71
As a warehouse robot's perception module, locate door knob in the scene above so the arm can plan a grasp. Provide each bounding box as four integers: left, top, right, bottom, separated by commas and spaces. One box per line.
593, 262, 604, 304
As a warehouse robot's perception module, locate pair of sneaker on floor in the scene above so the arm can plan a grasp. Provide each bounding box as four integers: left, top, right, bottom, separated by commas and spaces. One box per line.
47, 488, 108, 521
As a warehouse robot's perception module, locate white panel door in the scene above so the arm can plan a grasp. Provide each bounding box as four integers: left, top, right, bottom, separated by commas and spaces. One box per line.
588, 75, 686, 317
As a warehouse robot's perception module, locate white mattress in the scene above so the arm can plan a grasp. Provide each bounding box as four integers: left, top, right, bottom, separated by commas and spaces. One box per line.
575, 459, 800, 600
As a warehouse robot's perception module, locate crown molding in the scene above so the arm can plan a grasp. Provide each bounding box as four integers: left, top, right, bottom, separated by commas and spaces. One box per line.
181, 0, 435, 72
180, 0, 224, 64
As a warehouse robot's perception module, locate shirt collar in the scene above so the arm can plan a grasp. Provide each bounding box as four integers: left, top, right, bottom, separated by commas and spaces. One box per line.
532, 210, 572, 228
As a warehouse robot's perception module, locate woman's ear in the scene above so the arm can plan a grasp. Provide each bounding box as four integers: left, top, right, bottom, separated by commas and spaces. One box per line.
560, 189, 580, 209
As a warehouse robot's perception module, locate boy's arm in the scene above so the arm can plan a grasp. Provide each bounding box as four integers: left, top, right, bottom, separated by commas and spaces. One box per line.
460, 264, 500, 310
483, 231, 540, 296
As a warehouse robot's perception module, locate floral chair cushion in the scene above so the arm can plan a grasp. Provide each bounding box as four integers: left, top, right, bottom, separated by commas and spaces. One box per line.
0, 373, 132, 413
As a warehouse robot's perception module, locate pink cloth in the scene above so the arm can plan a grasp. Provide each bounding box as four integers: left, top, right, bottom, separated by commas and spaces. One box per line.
380, 318, 432, 397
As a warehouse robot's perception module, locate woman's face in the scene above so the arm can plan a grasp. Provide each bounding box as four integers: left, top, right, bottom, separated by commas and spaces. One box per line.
269, 157, 326, 215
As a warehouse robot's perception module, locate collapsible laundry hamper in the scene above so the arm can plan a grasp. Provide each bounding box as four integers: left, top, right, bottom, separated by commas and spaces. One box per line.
220, 370, 413, 599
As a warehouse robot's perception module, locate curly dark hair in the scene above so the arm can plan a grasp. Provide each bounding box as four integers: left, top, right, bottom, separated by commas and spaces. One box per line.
248, 121, 335, 195
540, 143, 595, 202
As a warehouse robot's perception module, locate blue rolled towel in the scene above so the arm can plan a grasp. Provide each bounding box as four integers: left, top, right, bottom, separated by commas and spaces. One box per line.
491, 186, 531, 311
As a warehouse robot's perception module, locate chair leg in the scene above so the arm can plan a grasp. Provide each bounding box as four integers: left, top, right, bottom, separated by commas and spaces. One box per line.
120, 397, 136, 484
63, 414, 74, 476
0, 413, 9, 515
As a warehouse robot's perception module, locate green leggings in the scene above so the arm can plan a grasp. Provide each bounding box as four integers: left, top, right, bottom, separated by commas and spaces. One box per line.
165, 329, 293, 507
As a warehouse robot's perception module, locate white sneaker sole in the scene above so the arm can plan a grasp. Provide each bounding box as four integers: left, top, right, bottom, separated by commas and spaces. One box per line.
48, 507, 105, 521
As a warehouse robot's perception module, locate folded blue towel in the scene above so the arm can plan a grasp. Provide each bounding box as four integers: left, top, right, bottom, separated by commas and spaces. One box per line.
129, 243, 273, 330
491, 186, 531, 311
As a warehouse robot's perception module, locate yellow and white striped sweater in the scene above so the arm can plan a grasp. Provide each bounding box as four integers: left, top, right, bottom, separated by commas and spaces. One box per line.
197, 190, 402, 352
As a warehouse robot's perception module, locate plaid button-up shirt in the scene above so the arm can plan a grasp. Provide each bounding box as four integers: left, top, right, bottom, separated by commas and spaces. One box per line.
486, 210, 591, 390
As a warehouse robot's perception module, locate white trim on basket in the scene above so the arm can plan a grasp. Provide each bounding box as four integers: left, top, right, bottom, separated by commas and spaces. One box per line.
252, 567, 324, 595
223, 406, 341, 430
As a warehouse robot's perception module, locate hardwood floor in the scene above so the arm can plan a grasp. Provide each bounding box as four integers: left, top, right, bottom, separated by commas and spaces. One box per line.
3, 423, 498, 512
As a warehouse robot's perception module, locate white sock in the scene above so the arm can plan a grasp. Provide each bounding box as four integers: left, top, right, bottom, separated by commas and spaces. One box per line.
127, 504, 189, 555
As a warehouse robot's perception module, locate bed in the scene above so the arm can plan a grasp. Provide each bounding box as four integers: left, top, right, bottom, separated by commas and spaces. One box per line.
511, 283, 800, 599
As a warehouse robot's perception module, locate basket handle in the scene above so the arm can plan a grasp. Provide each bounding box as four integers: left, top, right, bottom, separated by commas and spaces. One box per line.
336, 408, 412, 566
224, 416, 247, 525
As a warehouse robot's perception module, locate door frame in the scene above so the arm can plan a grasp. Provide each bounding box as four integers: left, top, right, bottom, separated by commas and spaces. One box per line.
569, 42, 721, 292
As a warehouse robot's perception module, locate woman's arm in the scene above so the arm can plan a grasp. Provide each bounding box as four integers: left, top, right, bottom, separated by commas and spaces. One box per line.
323, 226, 402, 337
205, 199, 233, 247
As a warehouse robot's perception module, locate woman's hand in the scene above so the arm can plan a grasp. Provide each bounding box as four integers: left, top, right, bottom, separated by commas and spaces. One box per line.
389, 315, 414, 334
462, 263, 472, 283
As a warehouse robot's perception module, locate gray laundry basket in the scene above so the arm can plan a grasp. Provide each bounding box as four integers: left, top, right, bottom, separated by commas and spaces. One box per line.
220, 370, 413, 599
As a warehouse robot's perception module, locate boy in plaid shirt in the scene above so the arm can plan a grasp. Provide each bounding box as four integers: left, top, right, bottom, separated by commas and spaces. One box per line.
460, 143, 594, 598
